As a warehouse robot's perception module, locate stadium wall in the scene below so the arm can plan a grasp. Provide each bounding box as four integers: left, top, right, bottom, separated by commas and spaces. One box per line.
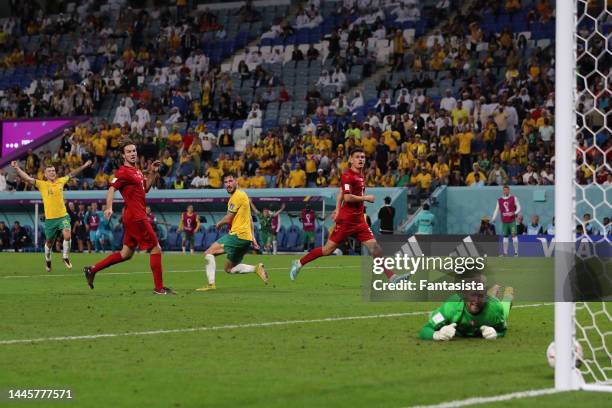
405, 186, 609, 235
0, 187, 408, 233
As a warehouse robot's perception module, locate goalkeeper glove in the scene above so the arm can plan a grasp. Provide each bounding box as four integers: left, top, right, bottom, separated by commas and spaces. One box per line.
433, 323, 457, 341
480, 325, 497, 340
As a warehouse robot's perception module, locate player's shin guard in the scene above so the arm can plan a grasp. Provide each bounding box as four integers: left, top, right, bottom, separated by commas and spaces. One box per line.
150, 253, 164, 291
299, 247, 323, 266
272, 240, 277, 255
229, 264, 256, 274
91, 252, 124, 274
512, 236, 518, 255
62, 239, 71, 259
502, 237, 509, 255
44, 243, 52, 262
205, 254, 216, 284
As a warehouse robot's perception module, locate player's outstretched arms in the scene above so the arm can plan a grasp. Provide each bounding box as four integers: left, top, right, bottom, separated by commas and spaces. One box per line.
9, 161, 35, 185
67, 160, 92, 178
273, 203, 286, 217
249, 200, 260, 215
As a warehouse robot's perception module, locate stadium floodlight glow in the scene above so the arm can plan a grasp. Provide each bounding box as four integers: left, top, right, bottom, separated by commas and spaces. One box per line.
555, 0, 611, 393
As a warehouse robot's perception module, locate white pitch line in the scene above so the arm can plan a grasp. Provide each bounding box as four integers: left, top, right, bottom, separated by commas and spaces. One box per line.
406, 388, 562, 408
2, 265, 353, 279
0, 303, 551, 346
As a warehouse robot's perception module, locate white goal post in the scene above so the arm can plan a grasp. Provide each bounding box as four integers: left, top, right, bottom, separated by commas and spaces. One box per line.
555, 0, 611, 392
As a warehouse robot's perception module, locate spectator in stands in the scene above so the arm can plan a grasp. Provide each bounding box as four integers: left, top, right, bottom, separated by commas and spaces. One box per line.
516, 214, 527, 235
288, 163, 306, 188
527, 215, 544, 235
113, 100, 131, 126
522, 164, 539, 185
582, 213, 599, 235
0, 221, 10, 251
307, 44, 320, 64
487, 161, 509, 186
0, 169, 6, 192
12, 221, 31, 252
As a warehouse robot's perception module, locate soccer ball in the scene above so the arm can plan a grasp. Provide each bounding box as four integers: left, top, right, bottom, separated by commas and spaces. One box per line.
546, 341, 584, 368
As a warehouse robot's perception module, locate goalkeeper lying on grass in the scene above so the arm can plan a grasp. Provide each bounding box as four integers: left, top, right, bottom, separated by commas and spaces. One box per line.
419, 277, 513, 341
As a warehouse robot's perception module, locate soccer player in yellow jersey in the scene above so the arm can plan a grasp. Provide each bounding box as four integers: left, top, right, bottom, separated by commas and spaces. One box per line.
11, 159, 91, 272
197, 173, 268, 291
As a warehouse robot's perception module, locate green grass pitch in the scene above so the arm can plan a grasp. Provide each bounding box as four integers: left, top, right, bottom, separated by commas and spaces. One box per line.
0, 252, 609, 407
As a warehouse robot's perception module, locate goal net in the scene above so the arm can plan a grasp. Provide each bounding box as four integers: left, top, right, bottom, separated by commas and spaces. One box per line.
555, 0, 611, 392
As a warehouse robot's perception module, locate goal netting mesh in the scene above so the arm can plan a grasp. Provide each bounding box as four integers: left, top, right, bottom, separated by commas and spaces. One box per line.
573, 0, 611, 389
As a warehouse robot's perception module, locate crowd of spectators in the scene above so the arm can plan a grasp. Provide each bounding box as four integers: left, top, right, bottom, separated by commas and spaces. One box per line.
0, 0, 609, 208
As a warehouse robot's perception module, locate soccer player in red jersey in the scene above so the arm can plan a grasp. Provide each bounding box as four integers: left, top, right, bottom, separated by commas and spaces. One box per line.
289, 147, 404, 282
83, 139, 174, 295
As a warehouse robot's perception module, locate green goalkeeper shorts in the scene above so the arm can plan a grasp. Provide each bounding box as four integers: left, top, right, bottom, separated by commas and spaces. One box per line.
218, 234, 252, 264
260, 231, 272, 247
44, 215, 71, 240
501, 221, 517, 237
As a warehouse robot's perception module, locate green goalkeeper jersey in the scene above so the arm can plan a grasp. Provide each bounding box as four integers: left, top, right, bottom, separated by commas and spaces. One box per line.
419, 294, 510, 340
259, 215, 272, 234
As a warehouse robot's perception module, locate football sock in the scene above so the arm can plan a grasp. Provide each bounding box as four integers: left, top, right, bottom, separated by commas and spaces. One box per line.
512, 236, 518, 255
373, 257, 395, 279
44, 243, 52, 262
205, 254, 216, 284
62, 240, 71, 259
150, 253, 164, 291
299, 247, 323, 266
272, 240, 277, 255
503, 237, 509, 255
91, 252, 124, 274
230, 264, 256, 274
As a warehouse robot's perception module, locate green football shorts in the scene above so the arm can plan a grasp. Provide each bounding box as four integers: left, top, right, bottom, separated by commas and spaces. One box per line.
44, 215, 71, 240
501, 221, 517, 237
303, 231, 315, 243
260, 231, 272, 247
218, 233, 252, 264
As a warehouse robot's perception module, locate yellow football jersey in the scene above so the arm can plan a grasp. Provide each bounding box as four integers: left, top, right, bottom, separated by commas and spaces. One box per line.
35, 177, 69, 219
227, 189, 253, 241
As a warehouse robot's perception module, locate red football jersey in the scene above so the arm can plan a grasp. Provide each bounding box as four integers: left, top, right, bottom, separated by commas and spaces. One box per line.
182, 212, 198, 233
111, 165, 147, 223
338, 168, 365, 223
301, 208, 316, 231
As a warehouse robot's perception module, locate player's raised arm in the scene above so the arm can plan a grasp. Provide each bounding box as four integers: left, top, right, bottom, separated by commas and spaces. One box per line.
249, 200, 261, 215
9, 161, 36, 185
67, 160, 92, 178
272, 203, 285, 217
144, 160, 161, 193
104, 186, 115, 219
